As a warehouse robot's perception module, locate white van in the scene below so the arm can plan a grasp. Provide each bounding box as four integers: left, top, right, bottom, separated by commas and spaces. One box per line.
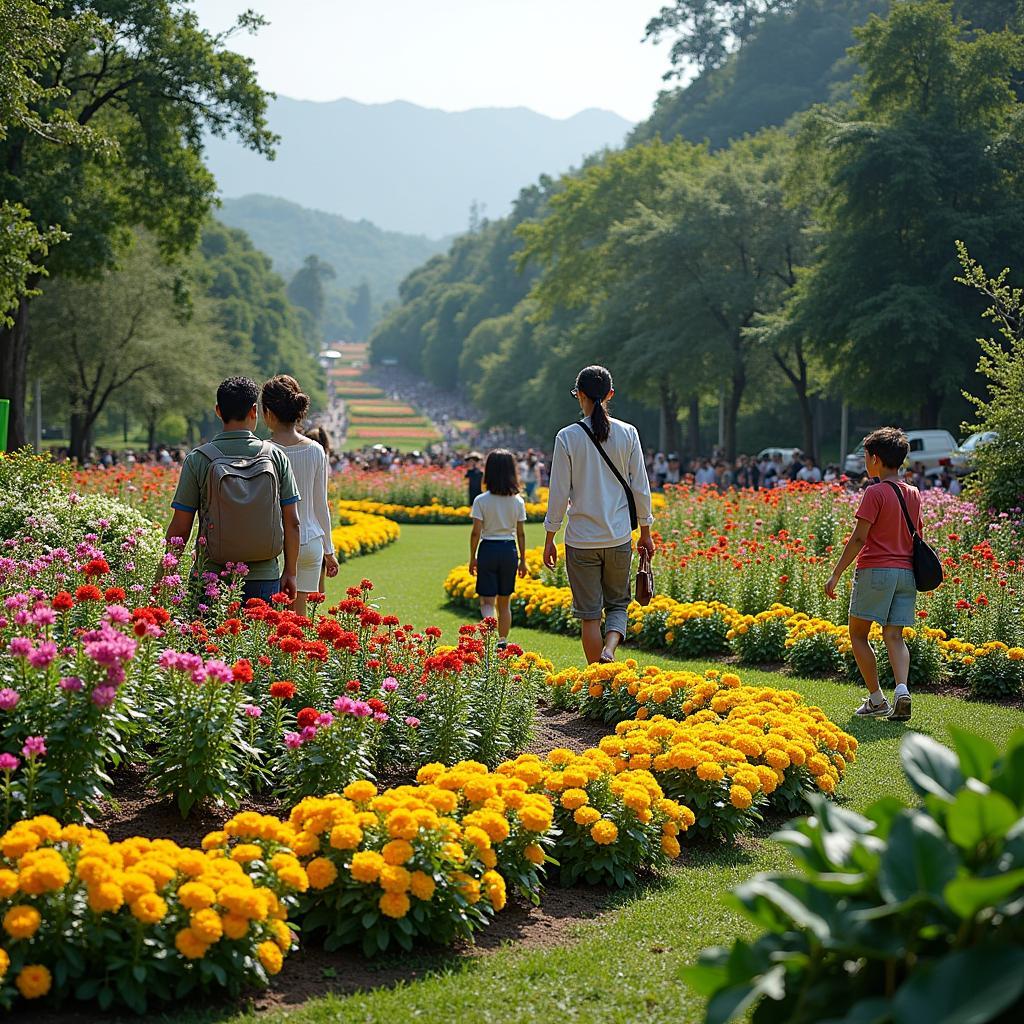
844, 430, 957, 478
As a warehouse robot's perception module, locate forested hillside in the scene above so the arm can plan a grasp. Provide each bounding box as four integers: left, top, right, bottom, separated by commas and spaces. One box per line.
217, 195, 447, 340
369, 0, 1024, 456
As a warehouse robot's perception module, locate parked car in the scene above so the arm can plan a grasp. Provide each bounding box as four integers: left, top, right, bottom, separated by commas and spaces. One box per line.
844, 429, 958, 479
756, 447, 801, 467
951, 430, 998, 474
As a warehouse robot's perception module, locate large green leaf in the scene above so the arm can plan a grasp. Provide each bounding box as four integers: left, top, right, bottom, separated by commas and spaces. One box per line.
946, 788, 1019, 850
878, 812, 959, 904
990, 729, 1024, 807
901, 733, 964, 802
821, 999, 892, 1024
949, 725, 999, 784
945, 868, 1024, 919
891, 947, 1024, 1024
704, 964, 787, 1024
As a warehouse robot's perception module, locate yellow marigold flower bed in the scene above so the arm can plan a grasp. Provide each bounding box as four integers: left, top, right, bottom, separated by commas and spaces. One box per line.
544, 665, 856, 836
330, 507, 400, 562
0, 815, 303, 1013
496, 747, 694, 886
211, 766, 557, 958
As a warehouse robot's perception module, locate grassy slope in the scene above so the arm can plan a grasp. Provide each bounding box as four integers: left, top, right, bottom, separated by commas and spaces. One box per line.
186, 523, 1024, 1024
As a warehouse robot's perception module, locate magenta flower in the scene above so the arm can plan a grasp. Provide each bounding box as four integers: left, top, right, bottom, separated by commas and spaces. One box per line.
381, 677, 399, 693
22, 736, 46, 759
203, 659, 233, 685
104, 605, 130, 624
300, 725, 318, 741
91, 685, 117, 708
59, 676, 84, 692
404, 716, 420, 728
243, 704, 262, 718
0, 689, 20, 711
7, 637, 33, 658
332, 696, 355, 714
0, 753, 19, 773
27, 641, 57, 669
283, 731, 303, 749
315, 712, 334, 727
373, 712, 388, 723
29, 605, 56, 627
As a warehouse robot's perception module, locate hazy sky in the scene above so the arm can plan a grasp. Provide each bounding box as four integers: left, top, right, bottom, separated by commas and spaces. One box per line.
193, 0, 677, 122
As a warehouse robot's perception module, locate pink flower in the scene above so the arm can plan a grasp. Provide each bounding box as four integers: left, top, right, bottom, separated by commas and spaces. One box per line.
22, 736, 46, 759
415, 692, 428, 704
91, 686, 117, 708
27, 641, 57, 669
373, 712, 388, 723
315, 712, 334, 727
0, 689, 20, 711
202, 659, 233, 685
283, 731, 303, 749
300, 725, 318, 741
104, 605, 130, 624
8, 637, 33, 658
59, 676, 84, 692
0, 753, 19, 773
332, 696, 355, 714
243, 704, 262, 718
29, 605, 56, 627
381, 677, 399, 693
404, 716, 420, 728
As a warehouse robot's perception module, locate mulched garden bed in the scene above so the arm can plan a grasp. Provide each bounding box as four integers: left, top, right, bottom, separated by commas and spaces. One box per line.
17, 706, 629, 1022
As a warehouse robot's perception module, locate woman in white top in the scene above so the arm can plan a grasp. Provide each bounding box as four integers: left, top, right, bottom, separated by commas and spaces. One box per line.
261, 375, 339, 615
543, 365, 655, 665
468, 450, 528, 649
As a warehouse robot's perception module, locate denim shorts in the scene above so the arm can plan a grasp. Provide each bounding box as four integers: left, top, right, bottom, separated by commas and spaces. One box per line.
565, 542, 633, 639
849, 568, 917, 626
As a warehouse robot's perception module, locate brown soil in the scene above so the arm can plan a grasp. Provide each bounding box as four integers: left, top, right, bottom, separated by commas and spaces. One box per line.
20, 705, 623, 1021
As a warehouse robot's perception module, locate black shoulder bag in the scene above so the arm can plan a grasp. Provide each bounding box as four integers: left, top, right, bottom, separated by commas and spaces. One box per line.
883, 480, 943, 592
577, 421, 638, 531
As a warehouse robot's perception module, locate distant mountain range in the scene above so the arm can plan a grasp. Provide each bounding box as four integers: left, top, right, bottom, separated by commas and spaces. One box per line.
205, 97, 633, 238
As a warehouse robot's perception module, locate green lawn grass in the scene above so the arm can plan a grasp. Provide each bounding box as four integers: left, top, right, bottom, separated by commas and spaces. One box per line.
179, 524, 1024, 1024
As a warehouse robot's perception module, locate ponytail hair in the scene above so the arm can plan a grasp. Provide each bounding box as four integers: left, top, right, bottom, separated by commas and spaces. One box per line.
575, 365, 613, 443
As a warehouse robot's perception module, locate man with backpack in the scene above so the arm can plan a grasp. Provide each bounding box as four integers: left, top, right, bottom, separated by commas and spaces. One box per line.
161, 377, 301, 603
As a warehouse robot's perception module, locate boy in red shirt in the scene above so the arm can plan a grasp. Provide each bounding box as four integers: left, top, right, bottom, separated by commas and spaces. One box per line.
825, 427, 920, 720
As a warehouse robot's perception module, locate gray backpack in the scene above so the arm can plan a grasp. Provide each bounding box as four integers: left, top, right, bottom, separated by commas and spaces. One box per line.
197, 441, 284, 565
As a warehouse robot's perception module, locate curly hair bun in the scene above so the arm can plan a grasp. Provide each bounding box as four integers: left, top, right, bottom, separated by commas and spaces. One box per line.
261, 374, 310, 424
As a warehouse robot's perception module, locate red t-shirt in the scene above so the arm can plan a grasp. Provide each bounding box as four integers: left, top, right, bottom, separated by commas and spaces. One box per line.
855, 480, 923, 570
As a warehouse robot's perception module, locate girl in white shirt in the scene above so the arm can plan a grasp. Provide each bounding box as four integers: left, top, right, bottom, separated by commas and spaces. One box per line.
261, 375, 339, 615
469, 450, 527, 649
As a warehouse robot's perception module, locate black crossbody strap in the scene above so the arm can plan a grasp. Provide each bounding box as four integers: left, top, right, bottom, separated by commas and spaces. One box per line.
577, 422, 638, 530
883, 480, 918, 538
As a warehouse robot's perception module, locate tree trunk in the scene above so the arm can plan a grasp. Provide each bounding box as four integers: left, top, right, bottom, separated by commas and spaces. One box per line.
658, 384, 679, 454
918, 392, 941, 428
687, 395, 701, 460
724, 346, 746, 461
146, 409, 158, 451
798, 392, 816, 462
69, 412, 93, 464
123, 410, 129, 443
0, 295, 32, 450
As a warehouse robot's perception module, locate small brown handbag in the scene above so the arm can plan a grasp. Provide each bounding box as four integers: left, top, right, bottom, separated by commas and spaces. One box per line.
635, 548, 655, 606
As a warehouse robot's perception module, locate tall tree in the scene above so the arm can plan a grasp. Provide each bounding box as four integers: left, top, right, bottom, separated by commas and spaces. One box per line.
785, 0, 1024, 426
0, 0, 274, 449
31, 233, 226, 462
346, 281, 372, 341
645, 0, 797, 74
518, 138, 708, 442
287, 254, 336, 337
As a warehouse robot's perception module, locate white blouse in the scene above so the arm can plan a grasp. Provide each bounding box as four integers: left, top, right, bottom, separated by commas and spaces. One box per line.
274, 440, 334, 556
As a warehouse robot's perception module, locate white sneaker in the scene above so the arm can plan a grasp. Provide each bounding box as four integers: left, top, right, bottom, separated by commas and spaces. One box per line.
854, 695, 892, 718
889, 693, 912, 721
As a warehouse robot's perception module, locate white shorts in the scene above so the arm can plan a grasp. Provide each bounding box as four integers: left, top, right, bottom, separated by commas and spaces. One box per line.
297, 538, 325, 592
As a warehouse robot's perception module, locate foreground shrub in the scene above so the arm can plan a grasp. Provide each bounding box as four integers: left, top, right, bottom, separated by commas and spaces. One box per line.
0, 814, 302, 1012
688, 726, 1024, 1023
